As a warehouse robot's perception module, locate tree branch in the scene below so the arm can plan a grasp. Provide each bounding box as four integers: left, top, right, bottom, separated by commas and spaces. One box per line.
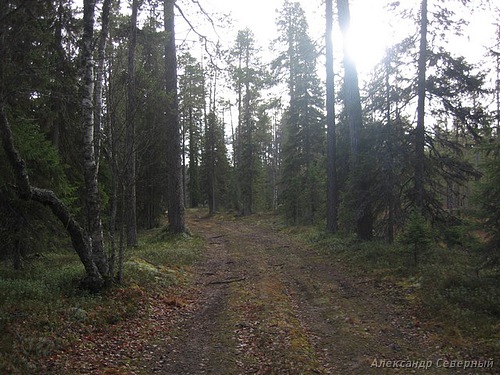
174, 2, 220, 67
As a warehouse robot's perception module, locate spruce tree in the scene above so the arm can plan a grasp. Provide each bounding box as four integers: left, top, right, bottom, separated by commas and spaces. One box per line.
274, 0, 325, 225
178, 52, 206, 208
201, 111, 230, 214
229, 29, 268, 215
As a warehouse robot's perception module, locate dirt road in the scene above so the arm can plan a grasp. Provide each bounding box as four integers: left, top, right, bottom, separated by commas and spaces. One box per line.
148, 212, 490, 374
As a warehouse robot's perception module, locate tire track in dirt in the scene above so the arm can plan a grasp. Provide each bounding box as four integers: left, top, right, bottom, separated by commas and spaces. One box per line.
150, 216, 240, 374
150, 212, 495, 374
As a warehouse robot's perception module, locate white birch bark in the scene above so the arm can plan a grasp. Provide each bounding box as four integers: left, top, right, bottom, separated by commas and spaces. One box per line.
82, 0, 108, 277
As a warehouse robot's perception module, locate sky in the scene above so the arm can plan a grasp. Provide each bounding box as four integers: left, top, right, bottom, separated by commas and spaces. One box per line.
201, 0, 389, 74
198, 0, 398, 73
197, 0, 498, 79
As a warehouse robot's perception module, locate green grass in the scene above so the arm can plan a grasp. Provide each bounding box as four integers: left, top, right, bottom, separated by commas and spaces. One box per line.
0, 226, 203, 374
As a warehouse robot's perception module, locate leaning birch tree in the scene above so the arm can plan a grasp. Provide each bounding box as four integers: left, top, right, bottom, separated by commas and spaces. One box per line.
0, 0, 108, 289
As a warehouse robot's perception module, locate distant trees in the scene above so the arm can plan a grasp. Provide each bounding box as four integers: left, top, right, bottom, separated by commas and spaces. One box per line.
0, 0, 498, 284
274, 0, 325, 225
228, 28, 269, 215
134, 20, 169, 230
202, 111, 230, 214
179, 52, 205, 208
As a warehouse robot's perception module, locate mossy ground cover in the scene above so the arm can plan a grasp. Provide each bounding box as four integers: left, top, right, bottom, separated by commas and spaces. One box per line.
0, 224, 203, 374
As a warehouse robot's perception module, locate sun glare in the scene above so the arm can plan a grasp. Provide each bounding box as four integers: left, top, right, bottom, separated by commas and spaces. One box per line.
345, 2, 391, 76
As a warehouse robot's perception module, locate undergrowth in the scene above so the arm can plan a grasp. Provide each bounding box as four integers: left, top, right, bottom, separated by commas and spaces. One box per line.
0, 225, 203, 374
301, 223, 500, 359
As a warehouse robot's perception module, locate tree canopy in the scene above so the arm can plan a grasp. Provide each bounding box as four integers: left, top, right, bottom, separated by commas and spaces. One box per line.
0, 0, 499, 282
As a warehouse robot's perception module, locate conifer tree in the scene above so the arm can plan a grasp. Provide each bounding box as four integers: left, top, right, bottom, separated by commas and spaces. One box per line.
337, 0, 375, 239
380, 0, 488, 224
274, 0, 325, 225
202, 111, 230, 214
135, 18, 170, 229
124, 0, 139, 246
229, 28, 267, 215
179, 52, 206, 208
326, 0, 338, 233
164, 0, 185, 233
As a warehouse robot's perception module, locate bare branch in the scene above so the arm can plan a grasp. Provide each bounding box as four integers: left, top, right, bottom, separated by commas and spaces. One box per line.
174, 2, 221, 68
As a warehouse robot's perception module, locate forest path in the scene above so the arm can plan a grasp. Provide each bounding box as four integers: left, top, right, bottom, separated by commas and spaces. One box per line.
148, 211, 452, 375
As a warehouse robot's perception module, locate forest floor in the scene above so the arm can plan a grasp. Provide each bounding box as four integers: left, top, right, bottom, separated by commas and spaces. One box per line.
40, 210, 498, 374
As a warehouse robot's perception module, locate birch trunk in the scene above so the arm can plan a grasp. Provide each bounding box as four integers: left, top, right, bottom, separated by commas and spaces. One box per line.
94, 0, 112, 171
0, 105, 103, 288
82, 0, 108, 277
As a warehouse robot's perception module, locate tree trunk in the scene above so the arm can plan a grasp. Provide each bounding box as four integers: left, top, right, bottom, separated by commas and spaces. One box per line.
415, 0, 428, 212
385, 55, 396, 243
95, 0, 114, 275
164, 0, 185, 233
242, 43, 254, 216
206, 112, 216, 215
82, 0, 109, 277
94, 0, 112, 173
0, 104, 103, 288
337, 0, 372, 239
337, 0, 362, 160
125, 0, 138, 246
49, 0, 65, 150
326, 0, 338, 233
496, 24, 500, 132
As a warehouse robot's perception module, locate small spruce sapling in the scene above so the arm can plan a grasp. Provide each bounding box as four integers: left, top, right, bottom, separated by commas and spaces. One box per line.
399, 211, 433, 266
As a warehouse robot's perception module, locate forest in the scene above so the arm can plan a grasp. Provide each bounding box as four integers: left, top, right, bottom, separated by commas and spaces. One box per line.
0, 0, 499, 373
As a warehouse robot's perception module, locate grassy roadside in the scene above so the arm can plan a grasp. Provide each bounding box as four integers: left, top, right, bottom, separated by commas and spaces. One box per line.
0, 225, 203, 374
275, 220, 500, 362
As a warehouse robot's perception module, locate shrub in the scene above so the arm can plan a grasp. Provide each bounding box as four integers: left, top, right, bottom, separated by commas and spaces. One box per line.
398, 211, 433, 266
